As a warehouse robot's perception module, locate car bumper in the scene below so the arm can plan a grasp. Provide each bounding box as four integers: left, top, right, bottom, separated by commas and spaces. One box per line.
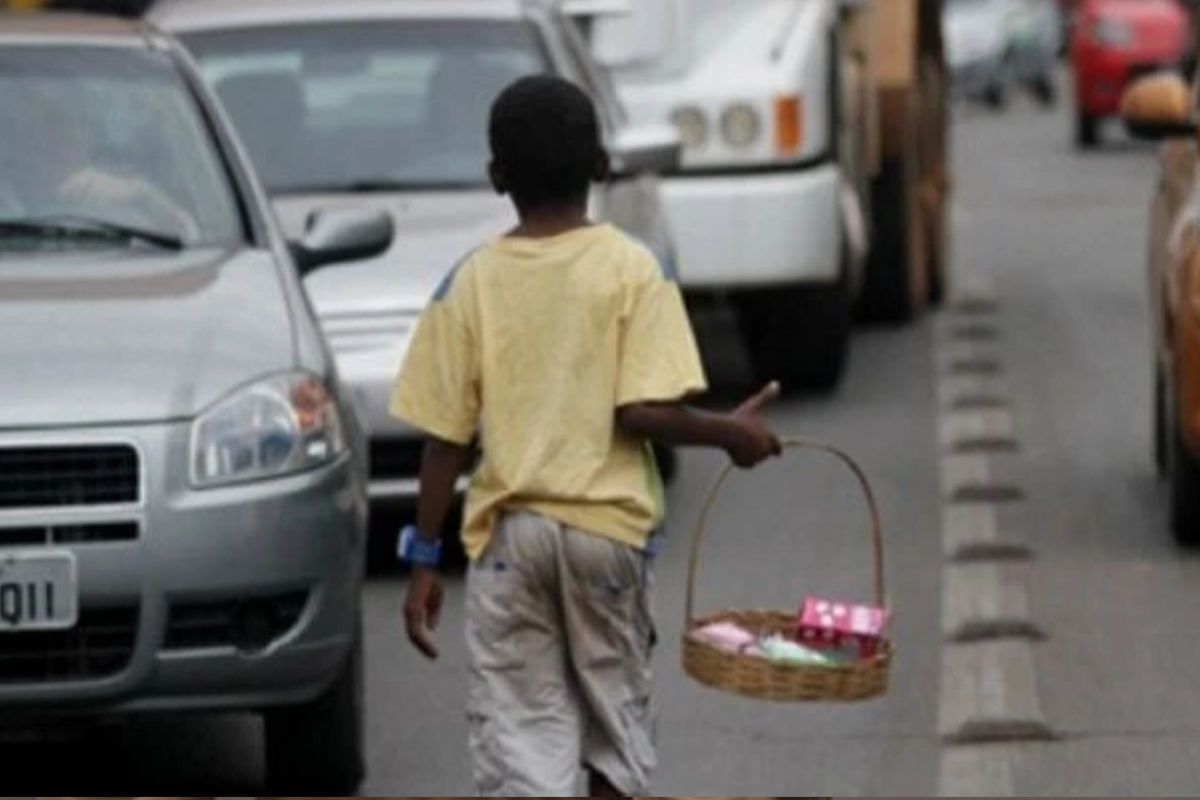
0, 421, 366, 718
660, 160, 841, 289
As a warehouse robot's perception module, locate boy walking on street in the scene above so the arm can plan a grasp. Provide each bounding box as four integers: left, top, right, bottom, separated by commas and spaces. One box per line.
390, 76, 782, 797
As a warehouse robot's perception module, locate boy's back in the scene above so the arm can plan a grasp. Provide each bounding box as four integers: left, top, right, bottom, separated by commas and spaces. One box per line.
392, 223, 705, 561
391, 75, 780, 797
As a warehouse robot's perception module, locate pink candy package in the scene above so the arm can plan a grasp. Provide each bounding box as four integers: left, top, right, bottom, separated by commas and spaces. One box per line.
693, 621, 759, 654
796, 597, 887, 658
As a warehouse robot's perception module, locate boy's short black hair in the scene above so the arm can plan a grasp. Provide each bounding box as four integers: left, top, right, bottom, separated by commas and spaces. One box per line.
488, 75, 605, 210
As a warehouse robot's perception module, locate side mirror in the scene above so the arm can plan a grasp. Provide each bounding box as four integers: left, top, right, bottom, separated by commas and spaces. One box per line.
1121, 73, 1196, 140
610, 124, 682, 177
290, 208, 394, 275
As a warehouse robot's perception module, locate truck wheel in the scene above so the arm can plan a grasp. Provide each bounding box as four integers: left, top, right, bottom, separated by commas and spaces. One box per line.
859, 148, 927, 323
1075, 110, 1099, 149
1170, 421, 1200, 547
736, 270, 851, 394
264, 627, 365, 793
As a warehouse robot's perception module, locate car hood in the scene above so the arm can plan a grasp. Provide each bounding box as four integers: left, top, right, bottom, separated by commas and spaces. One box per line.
275, 189, 516, 318
0, 248, 295, 429
944, 2, 1008, 60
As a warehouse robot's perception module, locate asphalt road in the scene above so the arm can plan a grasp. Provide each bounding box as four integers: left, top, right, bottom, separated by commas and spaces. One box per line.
6, 84, 1199, 795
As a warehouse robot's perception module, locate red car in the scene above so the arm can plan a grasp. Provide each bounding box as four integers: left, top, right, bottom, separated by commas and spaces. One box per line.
1071, 0, 1192, 147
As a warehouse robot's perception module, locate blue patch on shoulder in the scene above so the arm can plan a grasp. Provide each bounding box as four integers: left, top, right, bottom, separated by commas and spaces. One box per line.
431, 248, 479, 302
628, 234, 679, 282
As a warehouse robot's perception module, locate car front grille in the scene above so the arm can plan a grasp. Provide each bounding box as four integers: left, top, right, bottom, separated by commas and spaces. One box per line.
0, 605, 139, 684
0, 522, 139, 548
0, 445, 140, 510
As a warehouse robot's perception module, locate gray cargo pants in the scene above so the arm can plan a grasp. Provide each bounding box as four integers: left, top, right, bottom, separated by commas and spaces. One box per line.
465, 510, 657, 796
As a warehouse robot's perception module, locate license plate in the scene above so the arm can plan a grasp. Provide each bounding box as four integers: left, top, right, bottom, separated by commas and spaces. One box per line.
0, 550, 78, 631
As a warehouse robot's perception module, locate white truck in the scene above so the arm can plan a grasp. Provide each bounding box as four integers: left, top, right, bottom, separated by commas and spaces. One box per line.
579, 0, 950, 390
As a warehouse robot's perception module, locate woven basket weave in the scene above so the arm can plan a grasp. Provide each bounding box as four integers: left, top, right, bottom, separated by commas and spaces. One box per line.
681, 438, 892, 702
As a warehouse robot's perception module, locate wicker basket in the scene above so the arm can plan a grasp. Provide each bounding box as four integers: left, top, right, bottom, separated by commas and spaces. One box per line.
681, 438, 892, 702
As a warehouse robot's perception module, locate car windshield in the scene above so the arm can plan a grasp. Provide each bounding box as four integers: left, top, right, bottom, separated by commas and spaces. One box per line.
182, 20, 550, 194
0, 47, 243, 251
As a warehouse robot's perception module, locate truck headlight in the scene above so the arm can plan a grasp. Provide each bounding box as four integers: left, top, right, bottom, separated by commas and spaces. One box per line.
191, 372, 346, 487
720, 103, 762, 149
669, 106, 709, 151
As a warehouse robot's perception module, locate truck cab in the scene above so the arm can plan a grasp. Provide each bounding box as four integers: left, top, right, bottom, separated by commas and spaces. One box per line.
583, 0, 870, 390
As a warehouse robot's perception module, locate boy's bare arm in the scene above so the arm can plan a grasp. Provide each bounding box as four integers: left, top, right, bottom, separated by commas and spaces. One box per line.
617, 381, 782, 468
404, 435, 471, 660
417, 436, 472, 540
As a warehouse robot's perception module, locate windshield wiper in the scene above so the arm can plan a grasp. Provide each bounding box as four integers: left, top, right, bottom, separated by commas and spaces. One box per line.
0, 215, 184, 250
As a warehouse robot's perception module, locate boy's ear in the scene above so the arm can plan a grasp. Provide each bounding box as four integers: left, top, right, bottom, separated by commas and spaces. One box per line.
593, 149, 611, 183
488, 160, 508, 195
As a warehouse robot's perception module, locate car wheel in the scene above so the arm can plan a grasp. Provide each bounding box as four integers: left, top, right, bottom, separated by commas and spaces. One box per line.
736, 267, 851, 394
1075, 109, 1099, 149
264, 624, 365, 794
983, 80, 1009, 110
1032, 74, 1058, 107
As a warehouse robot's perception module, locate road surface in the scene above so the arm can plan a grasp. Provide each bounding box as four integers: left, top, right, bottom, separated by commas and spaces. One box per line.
7, 87, 1200, 796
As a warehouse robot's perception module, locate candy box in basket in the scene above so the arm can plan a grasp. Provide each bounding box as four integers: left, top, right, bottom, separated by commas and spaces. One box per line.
797, 597, 887, 658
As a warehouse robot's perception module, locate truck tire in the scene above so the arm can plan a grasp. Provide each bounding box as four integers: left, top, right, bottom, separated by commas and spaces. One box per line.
264, 627, 365, 793
859, 143, 927, 323
736, 267, 851, 394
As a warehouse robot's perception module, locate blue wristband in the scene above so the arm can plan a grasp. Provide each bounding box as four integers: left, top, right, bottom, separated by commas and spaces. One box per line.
398, 524, 442, 567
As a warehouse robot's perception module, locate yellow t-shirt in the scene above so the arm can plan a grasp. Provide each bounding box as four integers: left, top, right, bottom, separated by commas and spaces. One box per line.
389, 223, 707, 560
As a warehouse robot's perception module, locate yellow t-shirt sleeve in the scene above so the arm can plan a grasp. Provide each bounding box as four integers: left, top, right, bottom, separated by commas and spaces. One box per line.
616, 272, 708, 407
389, 288, 480, 445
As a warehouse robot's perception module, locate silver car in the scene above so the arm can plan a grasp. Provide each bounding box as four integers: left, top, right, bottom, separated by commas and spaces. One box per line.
0, 13, 392, 792
153, 0, 681, 507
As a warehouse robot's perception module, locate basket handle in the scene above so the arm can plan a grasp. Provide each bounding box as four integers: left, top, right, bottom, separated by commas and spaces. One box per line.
683, 437, 887, 629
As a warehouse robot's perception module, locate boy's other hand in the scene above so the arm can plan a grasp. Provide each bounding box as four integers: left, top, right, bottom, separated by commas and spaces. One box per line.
728, 381, 783, 468
404, 567, 444, 660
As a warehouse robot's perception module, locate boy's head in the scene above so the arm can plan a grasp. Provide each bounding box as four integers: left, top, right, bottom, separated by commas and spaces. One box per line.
488, 75, 609, 213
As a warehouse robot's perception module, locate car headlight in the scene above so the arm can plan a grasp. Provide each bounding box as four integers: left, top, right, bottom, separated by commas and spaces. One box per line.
720, 103, 762, 149
191, 372, 347, 488
1091, 17, 1133, 48
669, 106, 708, 151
